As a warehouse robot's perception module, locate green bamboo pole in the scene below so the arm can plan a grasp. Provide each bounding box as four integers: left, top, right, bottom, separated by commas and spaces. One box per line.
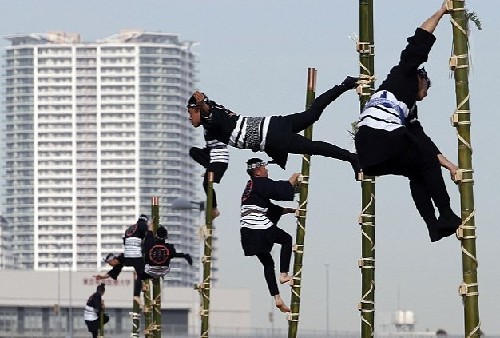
143, 279, 153, 337
151, 197, 162, 338
98, 307, 105, 338
287, 67, 316, 338
198, 171, 214, 338
448, 1, 481, 336
131, 271, 141, 338
357, 1, 376, 337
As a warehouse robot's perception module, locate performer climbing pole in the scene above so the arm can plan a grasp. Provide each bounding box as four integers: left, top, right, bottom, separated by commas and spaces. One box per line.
356, 1, 376, 337
448, 1, 481, 336
287, 68, 316, 338
197, 172, 215, 338
151, 197, 162, 338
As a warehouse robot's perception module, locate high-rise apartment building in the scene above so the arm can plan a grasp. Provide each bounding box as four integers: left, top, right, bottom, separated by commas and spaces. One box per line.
2, 30, 203, 286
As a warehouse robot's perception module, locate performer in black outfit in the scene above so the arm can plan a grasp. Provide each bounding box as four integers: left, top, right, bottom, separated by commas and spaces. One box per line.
187, 76, 360, 178
84, 283, 109, 338
189, 136, 229, 219
240, 158, 299, 313
143, 225, 193, 279
355, 2, 461, 242
94, 214, 149, 307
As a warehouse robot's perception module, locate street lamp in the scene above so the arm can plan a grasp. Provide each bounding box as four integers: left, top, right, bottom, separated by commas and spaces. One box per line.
171, 198, 205, 212
325, 263, 330, 338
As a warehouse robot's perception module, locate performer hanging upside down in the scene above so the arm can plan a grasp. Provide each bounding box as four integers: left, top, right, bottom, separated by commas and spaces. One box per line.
94, 214, 149, 307
143, 225, 193, 279
84, 283, 109, 338
355, 1, 461, 242
189, 135, 229, 219
240, 158, 299, 313
187, 76, 360, 179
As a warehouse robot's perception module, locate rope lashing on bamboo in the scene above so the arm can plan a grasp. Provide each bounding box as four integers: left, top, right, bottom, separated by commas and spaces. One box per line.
358, 192, 375, 226
198, 225, 213, 241
292, 243, 304, 254
290, 266, 303, 296
454, 168, 474, 185
451, 93, 473, 151
358, 257, 375, 269
446, 0, 468, 37
153, 292, 161, 315
449, 54, 469, 71
296, 200, 308, 222
129, 311, 141, 337
459, 282, 479, 298
457, 209, 477, 240
466, 322, 482, 338
287, 312, 300, 322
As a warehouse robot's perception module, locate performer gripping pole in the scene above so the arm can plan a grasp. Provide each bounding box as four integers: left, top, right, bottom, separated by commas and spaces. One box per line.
287, 68, 316, 338
354, 1, 461, 242
448, 0, 481, 336
356, 1, 376, 337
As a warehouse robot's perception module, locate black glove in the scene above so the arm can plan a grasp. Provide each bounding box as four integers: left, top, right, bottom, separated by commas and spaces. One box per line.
184, 253, 193, 266
341, 76, 359, 90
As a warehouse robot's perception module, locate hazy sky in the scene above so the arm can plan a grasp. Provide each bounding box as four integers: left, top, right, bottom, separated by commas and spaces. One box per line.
1, 0, 497, 335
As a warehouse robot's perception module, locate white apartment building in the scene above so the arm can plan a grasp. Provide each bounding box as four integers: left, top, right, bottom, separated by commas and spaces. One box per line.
2, 30, 204, 286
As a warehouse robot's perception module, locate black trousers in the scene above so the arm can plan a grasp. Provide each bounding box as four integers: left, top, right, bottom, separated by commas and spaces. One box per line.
189, 147, 228, 208
282, 109, 354, 163
85, 314, 109, 338
363, 140, 452, 229
124, 257, 146, 297
256, 228, 292, 296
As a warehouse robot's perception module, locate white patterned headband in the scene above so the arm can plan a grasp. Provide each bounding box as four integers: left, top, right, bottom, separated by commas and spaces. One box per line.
247, 161, 267, 170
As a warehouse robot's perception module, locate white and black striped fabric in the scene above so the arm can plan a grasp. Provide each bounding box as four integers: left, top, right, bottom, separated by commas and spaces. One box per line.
240, 205, 273, 230
358, 90, 409, 132
228, 116, 271, 151
206, 139, 229, 164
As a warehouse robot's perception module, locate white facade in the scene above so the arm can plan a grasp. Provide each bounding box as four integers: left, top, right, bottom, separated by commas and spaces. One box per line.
2, 30, 202, 286
0, 270, 251, 337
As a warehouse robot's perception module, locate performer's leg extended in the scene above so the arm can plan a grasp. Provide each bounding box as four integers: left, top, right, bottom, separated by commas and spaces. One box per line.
288, 134, 359, 177
257, 253, 290, 313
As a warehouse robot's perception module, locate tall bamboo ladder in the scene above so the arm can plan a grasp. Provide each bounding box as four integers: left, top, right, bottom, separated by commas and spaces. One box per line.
448, 1, 481, 336
287, 68, 317, 338
356, 1, 376, 337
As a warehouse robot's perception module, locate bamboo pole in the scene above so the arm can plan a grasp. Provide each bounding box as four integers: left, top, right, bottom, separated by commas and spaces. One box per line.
151, 197, 162, 338
143, 279, 153, 337
357, 1, 376, 337
287, 68, 316, 338
131, 271, 141, 338
198, 172, 214, 338
98, 307, 105, 338
448, 1, 481, 336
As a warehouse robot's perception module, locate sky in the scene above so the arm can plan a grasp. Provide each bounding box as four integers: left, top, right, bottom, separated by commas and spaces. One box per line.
0, 0, 497, 335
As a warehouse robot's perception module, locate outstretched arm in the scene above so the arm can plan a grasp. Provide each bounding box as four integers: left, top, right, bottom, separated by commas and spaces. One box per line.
93, 273, 110, 281
420, 1, 449, 34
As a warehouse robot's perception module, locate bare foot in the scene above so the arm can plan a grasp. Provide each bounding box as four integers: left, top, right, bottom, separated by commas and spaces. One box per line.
212, 208, 220, 219
274, 296, 291, 313
133, 296, 143, 309
279, 273, 292, 285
